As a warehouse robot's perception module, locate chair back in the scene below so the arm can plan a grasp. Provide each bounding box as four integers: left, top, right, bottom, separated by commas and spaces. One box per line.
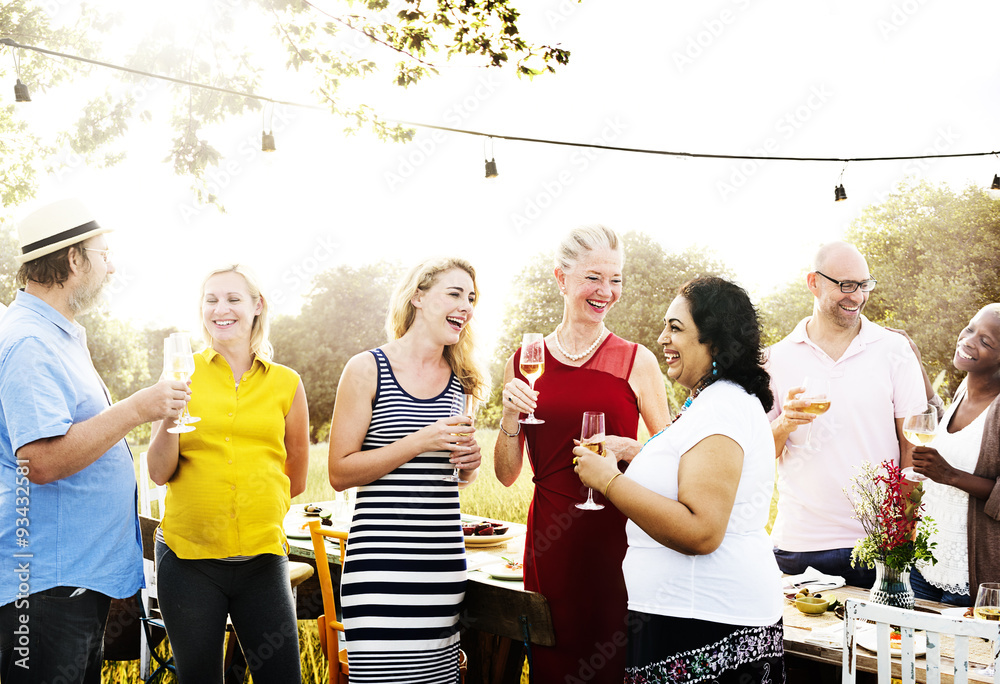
138, 451, 167, 519
842, 599, 1000, 684
308, 519, 349, 684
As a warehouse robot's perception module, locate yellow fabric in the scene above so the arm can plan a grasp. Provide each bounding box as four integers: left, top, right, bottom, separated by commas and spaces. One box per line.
161, 348, 300, 559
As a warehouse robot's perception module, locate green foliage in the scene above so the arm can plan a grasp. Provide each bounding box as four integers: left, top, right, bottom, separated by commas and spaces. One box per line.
0, 227, 18, 306
272, 261, 404, 441
484, 232, 735, 424
846, 180, 1000, 398
1, 1, 571, 207
758, 275, 814, 346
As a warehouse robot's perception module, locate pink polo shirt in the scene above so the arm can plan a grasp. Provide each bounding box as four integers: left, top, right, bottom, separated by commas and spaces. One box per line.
766, 315, 926, 552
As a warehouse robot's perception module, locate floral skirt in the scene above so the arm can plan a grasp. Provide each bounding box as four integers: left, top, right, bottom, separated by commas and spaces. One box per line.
624, 611, 785, 684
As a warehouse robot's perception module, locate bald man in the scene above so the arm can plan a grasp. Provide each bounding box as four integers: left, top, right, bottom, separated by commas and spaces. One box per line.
765, 241, 926, 588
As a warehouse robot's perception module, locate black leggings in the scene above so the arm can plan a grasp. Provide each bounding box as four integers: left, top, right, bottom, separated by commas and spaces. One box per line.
155, 541, 301, 684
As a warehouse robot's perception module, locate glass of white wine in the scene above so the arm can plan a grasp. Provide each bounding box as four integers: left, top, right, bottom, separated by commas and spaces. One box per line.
972, 582, 1000, 676
518, 333, 545, 425
901, 408, 938, 482
165, 332, 197, 434
799, 375, 831, 451
443, 393, 476, 484
576, 411, 605, 511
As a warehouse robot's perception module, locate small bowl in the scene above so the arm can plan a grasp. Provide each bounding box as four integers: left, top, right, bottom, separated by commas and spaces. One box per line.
795, 596, 830, 615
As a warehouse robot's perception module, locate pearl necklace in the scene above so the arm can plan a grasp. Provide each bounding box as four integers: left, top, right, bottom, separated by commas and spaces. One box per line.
554, 323, 605, 361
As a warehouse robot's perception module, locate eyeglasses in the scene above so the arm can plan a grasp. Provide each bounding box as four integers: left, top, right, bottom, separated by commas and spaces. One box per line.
84, 248, 113, 263
815, 271, 876, 293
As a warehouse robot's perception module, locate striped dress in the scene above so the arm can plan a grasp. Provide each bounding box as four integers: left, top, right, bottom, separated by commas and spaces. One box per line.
341, 348, 466, 683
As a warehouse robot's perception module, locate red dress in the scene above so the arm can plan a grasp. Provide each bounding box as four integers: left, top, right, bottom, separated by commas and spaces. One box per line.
514, 334, 640, 684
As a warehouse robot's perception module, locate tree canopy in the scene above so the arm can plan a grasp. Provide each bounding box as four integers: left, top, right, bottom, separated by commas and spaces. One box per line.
1, 0, 571, 207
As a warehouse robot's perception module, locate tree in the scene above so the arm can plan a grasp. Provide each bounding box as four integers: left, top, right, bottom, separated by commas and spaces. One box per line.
484, 233, 735, 424
846, 180, 1000, 397
271, 260, 403, 440
2, 1, 571, 205
758, 276, 813, 347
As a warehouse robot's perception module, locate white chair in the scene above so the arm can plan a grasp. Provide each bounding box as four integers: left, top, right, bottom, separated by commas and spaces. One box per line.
842, 598, 1000, 684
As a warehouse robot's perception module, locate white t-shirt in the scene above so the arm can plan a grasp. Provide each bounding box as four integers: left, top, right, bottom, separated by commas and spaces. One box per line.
766, 316, 927, 552
623, 381, 783, 626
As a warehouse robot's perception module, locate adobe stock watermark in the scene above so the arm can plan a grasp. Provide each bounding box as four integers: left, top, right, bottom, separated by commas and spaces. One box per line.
383, 73, 503, 192
508, 116, 629, 235
716, 84, 834, 202
672, 0, 755, 74
177, 104, 299, 224
544, 0, 586, 29
269, 234, 340, 307
869, 125, 959, 206
876, 0, 932, 40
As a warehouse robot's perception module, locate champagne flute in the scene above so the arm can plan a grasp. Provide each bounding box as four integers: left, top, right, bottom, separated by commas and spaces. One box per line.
165, 333, 197, 434
901, 407, 938, 482
971, 582, 1000, 676
518, 333, 546, 425
799, 375, 831, 450
576, 411, 605, 511
443, 393, 476, 484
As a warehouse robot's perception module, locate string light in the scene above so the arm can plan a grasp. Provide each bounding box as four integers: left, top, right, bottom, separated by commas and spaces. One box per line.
261, 101, 276, 151
484, 137, 498, 179
4, 38, 1000, 175
835, 164, 848, 202
9, 44, 30, 102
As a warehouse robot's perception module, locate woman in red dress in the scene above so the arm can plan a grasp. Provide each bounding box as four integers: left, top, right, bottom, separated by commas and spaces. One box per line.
495, 225, 670, 683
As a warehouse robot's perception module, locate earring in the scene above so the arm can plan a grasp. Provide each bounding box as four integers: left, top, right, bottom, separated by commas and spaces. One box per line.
712, 360, 718, 376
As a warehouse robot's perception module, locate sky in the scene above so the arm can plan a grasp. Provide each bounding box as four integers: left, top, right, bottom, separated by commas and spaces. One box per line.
7, 0, 1000, 355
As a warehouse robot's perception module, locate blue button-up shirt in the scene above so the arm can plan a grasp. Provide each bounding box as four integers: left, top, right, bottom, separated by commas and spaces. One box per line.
0, 291, 143, 605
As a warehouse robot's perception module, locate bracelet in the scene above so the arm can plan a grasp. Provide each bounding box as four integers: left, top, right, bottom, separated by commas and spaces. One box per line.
603, 472, 623, 499
499, 420, 521, 438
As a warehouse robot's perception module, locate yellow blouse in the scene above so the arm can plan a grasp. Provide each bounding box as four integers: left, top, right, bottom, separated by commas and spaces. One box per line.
161, 348, 300, 559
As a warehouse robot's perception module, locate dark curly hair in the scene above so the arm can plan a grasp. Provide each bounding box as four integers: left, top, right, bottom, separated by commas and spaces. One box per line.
677, 276, 774, 412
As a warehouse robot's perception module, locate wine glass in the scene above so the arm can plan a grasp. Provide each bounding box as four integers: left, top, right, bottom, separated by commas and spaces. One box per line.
971, 582, 1000, 676
518, 333, 546, 425
443, 393, 476, 484
798, 375, 831, 450
165, 333, 197, 434
576, 411, 605, 511
901, 407, 938, 482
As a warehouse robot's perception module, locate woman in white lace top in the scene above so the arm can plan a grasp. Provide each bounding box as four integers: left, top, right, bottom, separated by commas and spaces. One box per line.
907, 304, 1000, 607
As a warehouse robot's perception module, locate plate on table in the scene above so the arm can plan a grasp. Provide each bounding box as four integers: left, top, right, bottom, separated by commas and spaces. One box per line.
940, 607, 975, 620
856, 628, 927, 656
481, 562, 523, 581
464, 532, 518, 547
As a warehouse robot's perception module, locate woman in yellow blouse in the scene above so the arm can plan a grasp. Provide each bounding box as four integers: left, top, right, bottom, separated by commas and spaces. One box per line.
146, 264, 309, 683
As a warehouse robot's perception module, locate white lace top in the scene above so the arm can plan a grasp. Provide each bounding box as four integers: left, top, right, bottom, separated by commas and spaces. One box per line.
917, 381, 988, 596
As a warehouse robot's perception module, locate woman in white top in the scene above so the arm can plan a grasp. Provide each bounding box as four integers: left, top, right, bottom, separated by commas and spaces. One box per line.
908, 304, 1000, 607
574, 276, 783, 684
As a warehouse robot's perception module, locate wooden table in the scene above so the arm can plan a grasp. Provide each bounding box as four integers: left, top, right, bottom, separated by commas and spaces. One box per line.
782, 584, 994, 683
282, 508, 553, 684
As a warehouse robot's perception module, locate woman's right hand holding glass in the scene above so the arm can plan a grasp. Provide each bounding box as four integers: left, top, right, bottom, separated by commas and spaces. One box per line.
413, 416, 475, 454
910, 445, 954, 484
501, 378, 537, 418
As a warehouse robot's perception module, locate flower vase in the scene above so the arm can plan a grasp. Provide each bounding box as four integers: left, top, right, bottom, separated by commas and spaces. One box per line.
869, 561, 915, 610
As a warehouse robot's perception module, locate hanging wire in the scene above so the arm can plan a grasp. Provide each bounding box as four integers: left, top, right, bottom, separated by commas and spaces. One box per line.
3, 37, 1000, 165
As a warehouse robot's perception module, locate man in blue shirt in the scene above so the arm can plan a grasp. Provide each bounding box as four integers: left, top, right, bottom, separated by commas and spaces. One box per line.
0, 199, 189, 684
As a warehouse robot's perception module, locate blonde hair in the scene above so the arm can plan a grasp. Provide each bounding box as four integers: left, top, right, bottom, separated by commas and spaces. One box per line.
200, 264, 273, 362
554, 224, 624, 272
385, 257, 488, 400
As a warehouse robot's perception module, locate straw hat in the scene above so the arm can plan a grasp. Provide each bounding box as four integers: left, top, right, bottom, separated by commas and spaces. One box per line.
16, 198, 112, 265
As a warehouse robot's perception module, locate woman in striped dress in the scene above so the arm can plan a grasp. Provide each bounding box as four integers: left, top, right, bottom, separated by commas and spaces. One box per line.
328, 257, 488, 683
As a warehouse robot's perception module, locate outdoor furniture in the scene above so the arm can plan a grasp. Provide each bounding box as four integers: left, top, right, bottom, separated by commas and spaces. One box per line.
843, 599, 1000, 684
307, 519, 350, 684
287, 507, 552, 684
